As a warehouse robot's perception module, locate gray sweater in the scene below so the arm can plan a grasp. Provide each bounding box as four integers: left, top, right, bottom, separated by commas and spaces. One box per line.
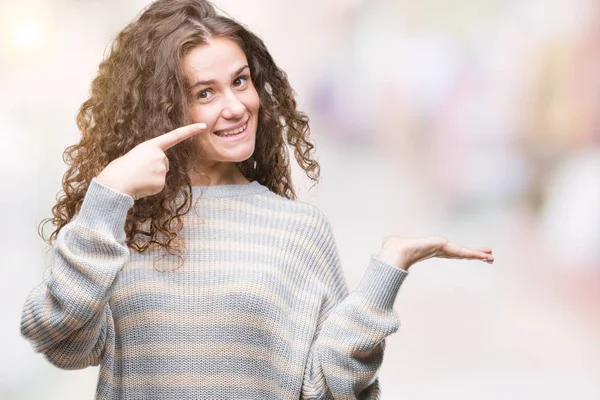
21, 178, 409, 399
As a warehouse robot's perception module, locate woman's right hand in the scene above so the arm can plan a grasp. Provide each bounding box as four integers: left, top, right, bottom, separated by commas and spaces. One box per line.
96, 122, 206, 200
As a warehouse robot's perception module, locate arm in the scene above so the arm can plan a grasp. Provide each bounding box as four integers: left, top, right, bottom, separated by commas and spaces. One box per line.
301, 213, 409, 399
20, 178, 134, 369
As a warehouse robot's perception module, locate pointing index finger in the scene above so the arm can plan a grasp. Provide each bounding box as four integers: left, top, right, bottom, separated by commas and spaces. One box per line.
153, 123, 206, 151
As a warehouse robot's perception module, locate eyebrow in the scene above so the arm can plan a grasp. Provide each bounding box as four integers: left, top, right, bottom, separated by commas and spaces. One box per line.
190, 65, 249, 90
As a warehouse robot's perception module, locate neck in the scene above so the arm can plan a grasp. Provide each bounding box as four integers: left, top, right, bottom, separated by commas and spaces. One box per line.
188, 161, 250, 186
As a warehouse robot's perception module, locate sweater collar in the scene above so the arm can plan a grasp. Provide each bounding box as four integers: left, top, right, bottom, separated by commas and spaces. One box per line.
190, 180, 269, 199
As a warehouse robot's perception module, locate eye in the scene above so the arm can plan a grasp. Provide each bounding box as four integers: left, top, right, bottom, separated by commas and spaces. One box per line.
234, 75, 249, 87
197, 89, 213, 100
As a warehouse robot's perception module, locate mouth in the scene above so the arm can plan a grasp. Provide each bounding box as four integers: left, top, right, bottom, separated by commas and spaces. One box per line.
213, 118, 250, 139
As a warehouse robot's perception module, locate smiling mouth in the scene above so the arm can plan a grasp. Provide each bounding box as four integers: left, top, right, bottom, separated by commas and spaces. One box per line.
213, 118, 250, 137
214, 123, 247, 137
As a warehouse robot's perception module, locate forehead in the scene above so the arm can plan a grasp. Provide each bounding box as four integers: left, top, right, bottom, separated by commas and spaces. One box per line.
183, 37, 248, 79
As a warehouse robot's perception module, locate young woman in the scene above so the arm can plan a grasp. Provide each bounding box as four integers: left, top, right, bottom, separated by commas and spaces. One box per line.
20, 0, 494, 399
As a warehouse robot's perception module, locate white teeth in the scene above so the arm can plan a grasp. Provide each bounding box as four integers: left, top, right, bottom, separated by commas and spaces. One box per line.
215, 123, 246, 136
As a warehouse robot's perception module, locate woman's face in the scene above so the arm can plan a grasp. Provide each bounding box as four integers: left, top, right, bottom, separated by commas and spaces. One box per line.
183, 37, 260, 168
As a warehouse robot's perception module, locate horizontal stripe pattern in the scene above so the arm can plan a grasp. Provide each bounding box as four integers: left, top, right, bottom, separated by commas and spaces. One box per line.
21, 177, 409, 399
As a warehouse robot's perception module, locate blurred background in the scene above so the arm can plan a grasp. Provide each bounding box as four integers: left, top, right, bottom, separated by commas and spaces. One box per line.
2, 0, 599, 398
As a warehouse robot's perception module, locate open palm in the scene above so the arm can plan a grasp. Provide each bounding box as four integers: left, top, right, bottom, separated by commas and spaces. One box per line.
378, 235, 494, 271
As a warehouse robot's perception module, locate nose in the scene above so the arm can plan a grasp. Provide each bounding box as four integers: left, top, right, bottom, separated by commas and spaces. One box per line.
220, 91, 246, 120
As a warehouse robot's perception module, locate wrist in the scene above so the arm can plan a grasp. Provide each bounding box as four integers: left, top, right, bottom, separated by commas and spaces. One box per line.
375, 248, 410, 271
95, 175, 134, 198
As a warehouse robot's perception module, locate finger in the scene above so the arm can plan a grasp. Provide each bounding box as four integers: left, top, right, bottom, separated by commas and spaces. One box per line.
470, 249, 494, 262
447, 242, 492, 260
442, 241, 474, 258
165, 157, 170, 172
464, 248, 494, 260
152, 123, 206, 151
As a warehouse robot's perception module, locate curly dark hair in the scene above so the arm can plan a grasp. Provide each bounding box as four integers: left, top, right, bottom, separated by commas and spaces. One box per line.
38, 0, 321, 260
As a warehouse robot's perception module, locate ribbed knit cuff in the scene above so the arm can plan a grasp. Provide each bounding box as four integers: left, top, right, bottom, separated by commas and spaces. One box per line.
75, 178, 135, 241
353, 254, 409, 310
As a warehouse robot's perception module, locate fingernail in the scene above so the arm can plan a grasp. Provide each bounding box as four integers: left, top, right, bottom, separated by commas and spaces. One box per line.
197, 123, 206, 129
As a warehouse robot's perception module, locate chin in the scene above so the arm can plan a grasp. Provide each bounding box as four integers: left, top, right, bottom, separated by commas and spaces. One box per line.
218, 142, 256, 163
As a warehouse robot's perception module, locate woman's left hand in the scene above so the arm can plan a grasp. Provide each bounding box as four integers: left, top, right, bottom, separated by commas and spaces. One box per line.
375, 235, 494, 271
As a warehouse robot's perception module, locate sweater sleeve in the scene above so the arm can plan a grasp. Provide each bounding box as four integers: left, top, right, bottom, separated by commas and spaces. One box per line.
20, 178, 134, 369
301, 212, 409, 400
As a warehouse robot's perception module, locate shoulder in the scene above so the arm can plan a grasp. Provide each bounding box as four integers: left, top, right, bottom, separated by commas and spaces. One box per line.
264, 193, 338, 260
260, 191, 332, 233
260, 193, 344, 285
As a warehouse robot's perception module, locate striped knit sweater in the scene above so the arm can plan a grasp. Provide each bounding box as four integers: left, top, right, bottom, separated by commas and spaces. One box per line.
21, 177, 409, 399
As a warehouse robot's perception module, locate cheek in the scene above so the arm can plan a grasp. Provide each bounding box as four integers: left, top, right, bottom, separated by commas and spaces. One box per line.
247, 88, 261, 114
190, 104, 219, 127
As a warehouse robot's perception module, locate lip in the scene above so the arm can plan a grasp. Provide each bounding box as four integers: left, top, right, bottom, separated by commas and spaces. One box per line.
213, 117, 250, 134
212, 117, 251, 142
